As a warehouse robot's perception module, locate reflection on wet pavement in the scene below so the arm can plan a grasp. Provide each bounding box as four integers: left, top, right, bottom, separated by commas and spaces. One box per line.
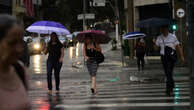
33, 55, 41, 74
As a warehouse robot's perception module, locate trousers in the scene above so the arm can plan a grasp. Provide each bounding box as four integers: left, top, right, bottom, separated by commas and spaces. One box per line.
161, 55, 175, 92
47, 60, 62, 90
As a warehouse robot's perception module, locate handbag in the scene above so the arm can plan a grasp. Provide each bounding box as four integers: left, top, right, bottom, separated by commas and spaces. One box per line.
162, 38, 177, 62
95, 51, 104, 64
93, 43, 104, 64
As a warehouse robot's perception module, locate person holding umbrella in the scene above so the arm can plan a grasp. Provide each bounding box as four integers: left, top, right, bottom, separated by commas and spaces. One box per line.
134, 38, 146, 71
83, 35, 102, 94
44, 32, 64, 94
76, 30, 111, 94
153, 26, 184, 96
123, 32, 147, 71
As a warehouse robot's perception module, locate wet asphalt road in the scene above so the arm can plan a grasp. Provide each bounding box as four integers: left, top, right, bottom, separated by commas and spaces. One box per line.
28, 43, 190, 110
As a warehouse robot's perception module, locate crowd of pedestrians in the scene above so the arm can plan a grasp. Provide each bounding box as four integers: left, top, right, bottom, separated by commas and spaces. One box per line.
0, 14, 186, 110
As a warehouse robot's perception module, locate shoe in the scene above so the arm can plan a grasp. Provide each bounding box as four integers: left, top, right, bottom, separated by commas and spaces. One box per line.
91, 88, 94, 94
56, 90, 60, 94
91, 88, 97, 95
48, 90, 52, 95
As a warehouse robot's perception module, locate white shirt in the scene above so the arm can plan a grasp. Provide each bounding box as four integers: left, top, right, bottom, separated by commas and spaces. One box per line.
156, 33, 180, 55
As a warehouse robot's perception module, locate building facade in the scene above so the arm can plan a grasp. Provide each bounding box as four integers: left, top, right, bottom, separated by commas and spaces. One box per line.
12, 0, 42, 28
12, 0, 26, 21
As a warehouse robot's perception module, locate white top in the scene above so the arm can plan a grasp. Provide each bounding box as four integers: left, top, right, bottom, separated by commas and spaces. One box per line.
156, 33, 180, 55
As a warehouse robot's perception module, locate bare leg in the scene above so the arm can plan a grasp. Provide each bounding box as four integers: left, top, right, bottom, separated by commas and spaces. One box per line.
91, 76, 97, 94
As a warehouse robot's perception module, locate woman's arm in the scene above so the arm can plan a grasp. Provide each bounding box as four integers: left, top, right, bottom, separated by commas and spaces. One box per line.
95, 43, 102, 52
59, 47, 65, 62
176, 44, 184, 64
83, 44, 89, 60
44, 44, 49, 55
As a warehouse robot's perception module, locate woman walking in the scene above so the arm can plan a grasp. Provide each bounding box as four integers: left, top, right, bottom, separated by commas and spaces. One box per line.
45, 32, 64, 94
83, 36, 102, 94
0, 14, 31, 110
153, 26, 184, 96
134, 38, 146, 71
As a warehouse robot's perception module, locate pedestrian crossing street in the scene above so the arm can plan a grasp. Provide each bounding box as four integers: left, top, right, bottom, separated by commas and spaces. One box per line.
50, 80, 190, 110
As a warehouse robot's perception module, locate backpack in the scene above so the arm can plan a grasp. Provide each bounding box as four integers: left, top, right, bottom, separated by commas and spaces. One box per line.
13, 62, 27, 89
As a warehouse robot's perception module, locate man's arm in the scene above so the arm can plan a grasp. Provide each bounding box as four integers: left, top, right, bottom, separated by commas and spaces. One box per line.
176, 44, 185, 64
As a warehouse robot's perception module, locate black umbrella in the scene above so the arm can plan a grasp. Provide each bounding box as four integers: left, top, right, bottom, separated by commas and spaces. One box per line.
136, 18, 172, 28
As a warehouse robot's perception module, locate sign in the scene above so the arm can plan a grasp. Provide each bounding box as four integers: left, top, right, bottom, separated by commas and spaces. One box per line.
77, 14, 95, 20
177, 8, 185, 18
93, 0, 106, 7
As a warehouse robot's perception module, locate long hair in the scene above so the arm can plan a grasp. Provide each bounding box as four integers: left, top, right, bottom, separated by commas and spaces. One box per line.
0, 14, 18, 42
48, 32, 62, 46
84, 34, 94, 45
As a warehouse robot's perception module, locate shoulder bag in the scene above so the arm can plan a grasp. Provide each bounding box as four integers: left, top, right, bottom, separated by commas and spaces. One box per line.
162, 38, 177, 62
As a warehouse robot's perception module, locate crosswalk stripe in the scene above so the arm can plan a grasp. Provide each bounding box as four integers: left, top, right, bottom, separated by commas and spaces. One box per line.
55, 102, 190, 108
97, 85, 190, 90
62, 91, 190, 98
62, 96, 190, 102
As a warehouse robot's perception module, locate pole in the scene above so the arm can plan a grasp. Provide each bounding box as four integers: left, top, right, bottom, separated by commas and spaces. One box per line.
187, 0, 194, 109
115, 0, 120, 46
83, 0, 87, 31
115, 0, 124, 66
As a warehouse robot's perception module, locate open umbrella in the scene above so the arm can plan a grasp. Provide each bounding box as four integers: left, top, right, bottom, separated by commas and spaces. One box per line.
136, 18, 171, 28
123, 32, 146, 40
26, 21, 70, 35
76, 30, 111, 44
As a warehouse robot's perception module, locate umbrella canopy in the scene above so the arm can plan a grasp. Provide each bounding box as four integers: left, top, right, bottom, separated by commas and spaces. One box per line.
76, 30, 111, 44
26, 21, 70, 35
136, 18, 171, 28
123, 32, 146, 40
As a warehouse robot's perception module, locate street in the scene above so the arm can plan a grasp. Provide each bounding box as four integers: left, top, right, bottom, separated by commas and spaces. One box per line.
28, 43, 190, 110
0, 0, 194, 110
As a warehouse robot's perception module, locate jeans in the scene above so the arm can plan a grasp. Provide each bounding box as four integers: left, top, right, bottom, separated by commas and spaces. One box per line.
161, 55, 175, 92
47, 60, 62, 91
137, 56, 145, 70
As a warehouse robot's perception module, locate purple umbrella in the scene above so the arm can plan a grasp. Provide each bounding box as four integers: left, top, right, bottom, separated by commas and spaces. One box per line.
26, 21, 70, 35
